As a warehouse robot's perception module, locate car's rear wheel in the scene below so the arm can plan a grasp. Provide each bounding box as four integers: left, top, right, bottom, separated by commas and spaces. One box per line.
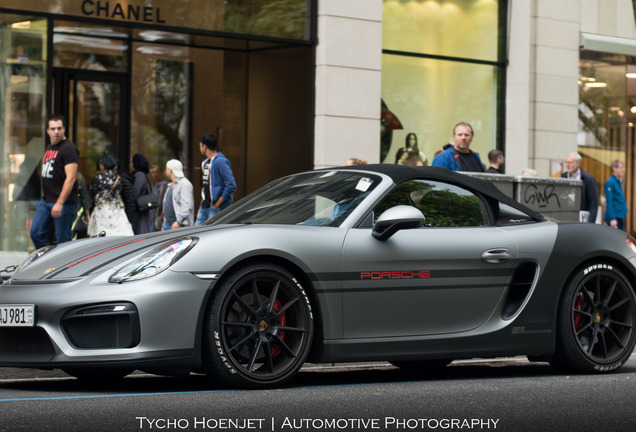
203, 263, 313, 388
551, 264, 636, 373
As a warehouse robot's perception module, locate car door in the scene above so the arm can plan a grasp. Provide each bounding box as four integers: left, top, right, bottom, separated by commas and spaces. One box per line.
341, 179, 518, 338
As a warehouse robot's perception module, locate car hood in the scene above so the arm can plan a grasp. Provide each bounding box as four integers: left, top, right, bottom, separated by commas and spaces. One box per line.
6, 225, 230, 283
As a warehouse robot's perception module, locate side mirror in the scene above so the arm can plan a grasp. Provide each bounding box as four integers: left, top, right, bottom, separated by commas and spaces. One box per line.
372, 205, 425, 241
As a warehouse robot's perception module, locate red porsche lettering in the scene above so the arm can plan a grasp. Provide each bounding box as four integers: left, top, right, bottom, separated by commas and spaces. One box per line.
360, 271, 431, 280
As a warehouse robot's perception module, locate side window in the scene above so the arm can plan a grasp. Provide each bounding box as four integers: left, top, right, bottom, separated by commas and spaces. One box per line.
374, 180, 489, 227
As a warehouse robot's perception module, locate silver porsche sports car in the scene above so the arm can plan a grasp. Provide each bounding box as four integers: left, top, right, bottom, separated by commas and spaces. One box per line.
1, 165, 635, 388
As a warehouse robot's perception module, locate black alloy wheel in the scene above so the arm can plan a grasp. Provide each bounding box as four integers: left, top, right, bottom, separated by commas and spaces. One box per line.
552, 265, 636, 373
204, 263, 313, 388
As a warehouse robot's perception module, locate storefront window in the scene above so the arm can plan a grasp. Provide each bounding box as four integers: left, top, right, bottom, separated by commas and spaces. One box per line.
578, 51, 634, 228
0, 15, 47, 262
382, 53, 497, 164
579, 52, 629, 153
381, 0, 502, 165
383, 0, 498, 61
130, 43, 194, 176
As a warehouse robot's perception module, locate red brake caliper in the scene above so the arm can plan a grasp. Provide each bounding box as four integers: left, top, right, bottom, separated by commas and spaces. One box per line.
271, 299, 286, 358
574, 295, 583, 329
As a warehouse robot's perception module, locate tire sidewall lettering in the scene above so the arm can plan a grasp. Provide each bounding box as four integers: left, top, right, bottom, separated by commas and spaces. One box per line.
594, 363, 622, 372
583, 263, 613, 276
214, 330, 237, 375
292, 277, 313, 320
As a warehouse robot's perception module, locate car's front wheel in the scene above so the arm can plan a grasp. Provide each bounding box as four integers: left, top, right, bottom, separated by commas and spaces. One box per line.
551, 264, 636, 373
203, 263, 313, 388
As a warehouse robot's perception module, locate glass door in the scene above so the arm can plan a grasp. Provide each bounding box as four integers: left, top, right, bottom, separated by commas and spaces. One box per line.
52, 70, 129, 186
51, 21, 130, 186
0, 15, 47, 261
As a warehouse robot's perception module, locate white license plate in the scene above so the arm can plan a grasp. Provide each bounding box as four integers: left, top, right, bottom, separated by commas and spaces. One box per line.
0, 304, 34, 327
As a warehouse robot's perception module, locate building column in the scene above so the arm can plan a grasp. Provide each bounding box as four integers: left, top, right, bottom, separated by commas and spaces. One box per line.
506, 0, 533, 176
508, 0, 580, 177
314, 0, 383, 169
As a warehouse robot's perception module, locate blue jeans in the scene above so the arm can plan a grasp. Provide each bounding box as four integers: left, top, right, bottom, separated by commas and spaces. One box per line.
194, 205, 220, 225
30, 200, 79, 249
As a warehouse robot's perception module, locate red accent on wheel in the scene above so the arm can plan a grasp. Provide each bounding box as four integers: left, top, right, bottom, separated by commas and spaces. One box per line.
271, 299, 286, 358
574, 295, 583, 329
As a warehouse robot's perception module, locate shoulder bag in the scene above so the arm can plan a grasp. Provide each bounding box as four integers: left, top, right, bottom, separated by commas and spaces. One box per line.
136, 173, 159, 212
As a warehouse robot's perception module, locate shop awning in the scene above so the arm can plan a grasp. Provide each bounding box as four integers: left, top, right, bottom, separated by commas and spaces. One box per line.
580, 32, 636, 56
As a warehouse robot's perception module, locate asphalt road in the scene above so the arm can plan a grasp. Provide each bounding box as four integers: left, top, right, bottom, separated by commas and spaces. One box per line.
0, 356, 635, 432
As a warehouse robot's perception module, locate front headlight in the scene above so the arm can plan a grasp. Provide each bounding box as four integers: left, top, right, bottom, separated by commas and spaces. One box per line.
109, 237, 196, 283
16, 245, 56, 272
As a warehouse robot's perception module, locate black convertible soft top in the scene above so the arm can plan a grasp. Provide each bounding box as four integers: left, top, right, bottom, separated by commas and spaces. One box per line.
333, 164, 546, 222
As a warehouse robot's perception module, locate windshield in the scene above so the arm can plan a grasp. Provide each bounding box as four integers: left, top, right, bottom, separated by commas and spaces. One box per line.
206, 171, 381, 227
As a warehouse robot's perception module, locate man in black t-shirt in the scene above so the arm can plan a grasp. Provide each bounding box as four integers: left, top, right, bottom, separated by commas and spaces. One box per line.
30, 114, 79, 249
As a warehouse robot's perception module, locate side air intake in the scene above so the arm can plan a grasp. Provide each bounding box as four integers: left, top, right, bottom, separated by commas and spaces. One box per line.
502, 262, 538, 320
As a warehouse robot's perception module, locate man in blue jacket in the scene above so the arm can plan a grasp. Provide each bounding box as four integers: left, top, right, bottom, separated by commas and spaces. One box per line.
432, 122, 485, 172
604, 160, 628, 230
562, 153, 598, 223
194, 132, 237, 225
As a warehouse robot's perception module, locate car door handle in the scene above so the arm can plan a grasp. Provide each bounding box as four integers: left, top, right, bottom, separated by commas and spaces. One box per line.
481, 248, 511, 264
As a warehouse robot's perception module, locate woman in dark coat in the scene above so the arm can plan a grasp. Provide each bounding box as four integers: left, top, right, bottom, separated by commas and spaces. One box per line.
129, 153, 153, 234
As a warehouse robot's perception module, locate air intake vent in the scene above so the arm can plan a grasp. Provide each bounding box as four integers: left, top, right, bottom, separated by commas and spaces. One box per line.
502, 262, 538, 320
61, 303, 140, 349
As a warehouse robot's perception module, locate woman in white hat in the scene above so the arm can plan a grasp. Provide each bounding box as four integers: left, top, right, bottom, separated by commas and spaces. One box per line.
163, 159, 194, 230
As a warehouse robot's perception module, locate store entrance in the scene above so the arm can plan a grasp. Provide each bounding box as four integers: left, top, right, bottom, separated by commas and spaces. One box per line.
51, 69, 129, 184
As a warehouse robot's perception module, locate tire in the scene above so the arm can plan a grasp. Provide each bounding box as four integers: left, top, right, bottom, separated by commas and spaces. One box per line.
203, 263, 313, 388
63, 368, 134, 381
551, 264, 636, 373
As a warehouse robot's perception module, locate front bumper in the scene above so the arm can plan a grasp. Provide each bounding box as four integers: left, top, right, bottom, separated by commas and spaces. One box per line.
0, 269, 213, 369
